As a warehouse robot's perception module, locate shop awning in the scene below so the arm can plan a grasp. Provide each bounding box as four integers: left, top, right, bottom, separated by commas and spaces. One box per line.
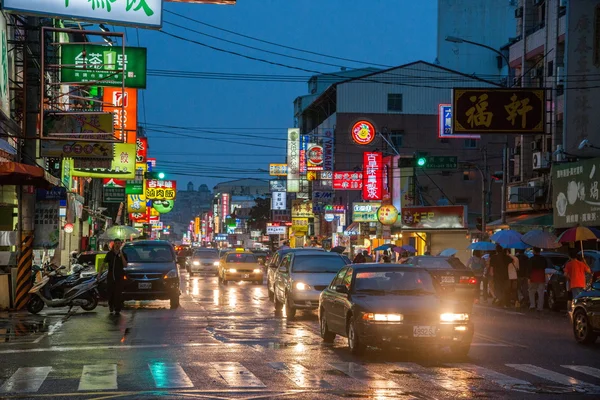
0, 162, 61, 189
488, 213, 553, 231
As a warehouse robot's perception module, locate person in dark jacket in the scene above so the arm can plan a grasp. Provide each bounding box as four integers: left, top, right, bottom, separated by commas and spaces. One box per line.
353, 251, 366, 264
490, 244, 510, 307
515, 249, 531, 308
104, 239, 126, 315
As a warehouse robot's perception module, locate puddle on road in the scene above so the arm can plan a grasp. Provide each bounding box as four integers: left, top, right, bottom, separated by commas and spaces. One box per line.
0, 319, 49, 342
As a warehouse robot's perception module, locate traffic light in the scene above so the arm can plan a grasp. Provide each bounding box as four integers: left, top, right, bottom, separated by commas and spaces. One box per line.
145, 171, 165, 179
476, 217, 483, 232
416, 156, 427, 167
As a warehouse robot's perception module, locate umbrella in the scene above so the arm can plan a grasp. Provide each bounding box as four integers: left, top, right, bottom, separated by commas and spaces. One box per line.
521, 230, 561, 249
373, 244, 394, 251
392, 246, 404, 254
401, 245, 417, 253
490, 230, 522, 246
330, 246, 346, 254
504, 241, 530, 250
556, 226, 600, 255
467, 241, 497, 251
105, 225, 141, 240
439, 248, 457, 257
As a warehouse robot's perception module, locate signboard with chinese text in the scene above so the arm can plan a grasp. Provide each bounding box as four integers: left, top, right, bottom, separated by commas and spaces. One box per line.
333, 171, 363, 190
291, 218, 309, 233
145, 180, 177, 200
0, 14, 10, 118
103, 186, 125, 203
307, 144, 324, 171
266, 226, 286, 235
126, 194, 146, 213
61, 45, 147, 88
42, 112, 114, 139
221, 193, 230, 219
420, 156, 458, 170
269, 164, 288, 176
351, 120, 376, 145
269, 179, 286, 192
69, 143, 136, 179
135, 137, 147, 163
400, 205, 466, 229
438, 104, 480, 139
287, 128, 300, 192
552, 158, 600, 228
452, 88, 545, 134
291, 200, 314, 218
104, 87, 138, 143
299, 135, 309, 173
363, 152, 383, 201
271, 192, 286, 210
129, 212, 147, 223
377, 204, 399, 225
382, 156, 392, 203
352, 202, 381, 222
322, 129, 334, 171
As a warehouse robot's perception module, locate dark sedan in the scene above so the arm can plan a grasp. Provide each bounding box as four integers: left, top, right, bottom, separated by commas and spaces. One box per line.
318, 264, 474, 356
121, 240, 180, 309
570, 279, 600, 344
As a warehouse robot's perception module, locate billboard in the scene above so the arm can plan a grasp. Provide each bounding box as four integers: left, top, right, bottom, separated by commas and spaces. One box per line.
42, 112, 114, 139
352, 202, 381, 222
41, 140, 113, 159
271, 192, 286, 210
69, 143, 136, 179
269, 164, 287, 176
400, 205, 466, 229
126, 194, 146, 213
438, 104, 480, 139
103, 87, 138, 143
363, 152, 383, 201
291, 200, 314, 218
333, 171, 363, 190
136, 137, 148, 163
351, 120, 376, 145
146, 180, 177, 201
287, 128, 300, 192
452, 88, 545, 134
3, 0, 163, 28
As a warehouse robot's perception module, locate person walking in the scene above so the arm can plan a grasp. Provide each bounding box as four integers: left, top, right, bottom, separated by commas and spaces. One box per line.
507, 249, 519, 307
363, 250, 374, 263
352, 251, 366, 264
104, 239, 126, 315
515, 249, 531, 308
564, 249, 591, 303
490, 244, 510, 307
528, 247, 547, 312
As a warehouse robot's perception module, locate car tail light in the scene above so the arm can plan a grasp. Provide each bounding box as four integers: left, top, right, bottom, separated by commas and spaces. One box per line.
459, 276, 477, 284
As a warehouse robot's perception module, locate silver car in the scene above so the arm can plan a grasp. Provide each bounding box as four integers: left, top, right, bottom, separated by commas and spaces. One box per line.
273, 251, 347, 318
188, 249, 220, 276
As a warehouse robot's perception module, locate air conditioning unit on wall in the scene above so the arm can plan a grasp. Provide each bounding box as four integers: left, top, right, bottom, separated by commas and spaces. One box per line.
532, 152, 550, 170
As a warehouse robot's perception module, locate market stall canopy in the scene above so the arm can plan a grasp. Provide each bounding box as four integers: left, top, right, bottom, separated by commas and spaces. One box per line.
487, 213, 553, 232
0, 162, 60, 189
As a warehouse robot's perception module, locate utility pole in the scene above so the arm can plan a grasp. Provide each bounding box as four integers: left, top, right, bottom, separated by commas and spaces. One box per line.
501, 140, 509, 224
481, 148, 488, 236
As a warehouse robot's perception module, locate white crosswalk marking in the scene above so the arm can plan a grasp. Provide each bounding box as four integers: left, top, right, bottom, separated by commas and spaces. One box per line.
392, 362, 474, 392
507, 364, 600, 394
562, 365, 600, 379
269, 362, 331, 388
211, 362, 266, 387
448, 363, 536, 392
0, 367, 52, 393
329, 362, 400, 389
78, 364, 118, 391
148, 362, 193, 389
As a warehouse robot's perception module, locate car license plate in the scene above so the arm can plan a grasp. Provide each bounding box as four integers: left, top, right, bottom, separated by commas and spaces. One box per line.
413, 326, 436, 337
243, 274, 250, 279
441, 276, 455, 283
138, 282, 152, 289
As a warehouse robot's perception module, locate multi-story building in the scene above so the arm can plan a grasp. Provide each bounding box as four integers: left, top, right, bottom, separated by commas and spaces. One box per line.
161, 182, 212, 239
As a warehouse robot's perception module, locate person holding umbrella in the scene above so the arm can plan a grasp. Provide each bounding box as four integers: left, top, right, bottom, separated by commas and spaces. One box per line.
564, 248, 591, 303
490, 244, 510, 307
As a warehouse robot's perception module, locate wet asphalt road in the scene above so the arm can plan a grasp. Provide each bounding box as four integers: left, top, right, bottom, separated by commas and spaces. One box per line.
0, 272, 599, 399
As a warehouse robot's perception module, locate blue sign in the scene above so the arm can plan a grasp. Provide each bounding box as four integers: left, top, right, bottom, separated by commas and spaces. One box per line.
36, 187, 67, 201
438, 104, 480, 139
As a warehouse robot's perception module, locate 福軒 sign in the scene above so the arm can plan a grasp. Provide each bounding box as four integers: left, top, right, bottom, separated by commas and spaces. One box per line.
269, 164, 288, 176
363, 152, 383, 201
299, 135, 309, 173
352, 202, 381, 222
3, 0, 163, 29
333, 171, 363, 190
266, 226, 286, 235
287, 128, 300, 192
291, 200, 314, 218
103, 186, 126, 203
104, 87, 138, 143
146, 180, 177, 200
271, 192, 286, 210
438, 104, 480, 139
351, 120, 376, 145
400, 205, 466, 229
61, 45, 147, 88
452, 88, 545, 134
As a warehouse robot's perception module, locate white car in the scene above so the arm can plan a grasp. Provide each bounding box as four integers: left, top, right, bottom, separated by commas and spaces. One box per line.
188, 249, 220, 276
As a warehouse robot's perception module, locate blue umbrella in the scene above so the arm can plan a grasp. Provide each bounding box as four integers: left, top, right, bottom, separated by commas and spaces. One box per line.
467, 241, 496, 251
373, 244, 394, 251
504, 241, 530, 250
439, 248, 457, 257
490, 230, 522, 246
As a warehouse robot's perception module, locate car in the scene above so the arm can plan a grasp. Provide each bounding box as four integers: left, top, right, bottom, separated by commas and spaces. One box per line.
403, 256, 478, 301
176, 246, 193, 269
569, 279, 600, 344
187, 249, 220, 276
250, 249, 271, 267
318, 263, 474, 355
272, 251, 348, 318
218, 250, 264, 285
121, 240, 180, 309
266, 247, 326, 301
546, 250, 600, 311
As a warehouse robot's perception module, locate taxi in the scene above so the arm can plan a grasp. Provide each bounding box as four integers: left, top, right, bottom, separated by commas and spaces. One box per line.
218, 249, 264, 285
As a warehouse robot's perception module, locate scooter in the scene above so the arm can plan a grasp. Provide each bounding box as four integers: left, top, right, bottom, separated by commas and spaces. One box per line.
27, 272, 99, 314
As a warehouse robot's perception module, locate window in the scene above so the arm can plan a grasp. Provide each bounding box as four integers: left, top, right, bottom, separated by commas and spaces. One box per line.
463, 171, 471, 181
390, 130, 404, 148
343, 267, 354, 289
387, 93, 403, 112
330, 268, 348, 288
464, 139, 478, 148
291, 255, 347, 273
226, 253, 258, 263
122, 244, 175, 263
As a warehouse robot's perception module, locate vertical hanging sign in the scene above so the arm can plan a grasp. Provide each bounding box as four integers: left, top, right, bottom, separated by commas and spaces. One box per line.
322, 129, 334, 171
287, 128, 300, 192
363, 152, 383, 201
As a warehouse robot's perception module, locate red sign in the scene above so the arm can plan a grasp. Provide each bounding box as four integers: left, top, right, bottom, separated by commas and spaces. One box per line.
351, 120, 376, 145
400, 206, 466, 229
307, 145, 324, 171
103, 178, 126, 187
221, 193, 230, 218
363, 152, 383, 201
145, 180, 177, 200
103, 87, 137, 143
333, 171, 363, 190
136, 138, 148, 163
382, 156, 392, 203
130, 212, 148, 223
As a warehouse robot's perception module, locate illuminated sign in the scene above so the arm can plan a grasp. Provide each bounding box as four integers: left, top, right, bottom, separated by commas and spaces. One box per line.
363, 152, 383, 201
377, 204, 399, 225
307, 144, 324, 171
322, 129, 334, 171
287, 128, 300, 192
145, 180, 177, 200
352, 202, 381, 222
351, 120, 376, 145
104, 88, 138, 143
438, 104, 480, 139
266, 226, 286, 235
136, 137, 147, 163
333, 171, 363, 190
291, 200, 314, 218
271, 192, 286, 210
221, 193, 230, 219
400, 205, 466, 229
269, 164, 288, 176
69, 143, 136, 179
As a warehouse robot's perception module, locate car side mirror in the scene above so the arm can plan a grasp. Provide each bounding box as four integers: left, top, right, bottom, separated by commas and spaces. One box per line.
278, 266, 288, 273
334, 285, 349, 294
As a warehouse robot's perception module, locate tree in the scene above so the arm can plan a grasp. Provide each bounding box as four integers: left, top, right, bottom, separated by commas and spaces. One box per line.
248, 197, 271, 232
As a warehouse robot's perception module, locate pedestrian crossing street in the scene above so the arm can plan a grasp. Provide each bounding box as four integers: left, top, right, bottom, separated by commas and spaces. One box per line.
1, 361, 600, 396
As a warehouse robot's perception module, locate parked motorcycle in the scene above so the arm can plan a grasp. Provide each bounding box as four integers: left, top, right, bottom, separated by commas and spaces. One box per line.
27, 269, 99, 314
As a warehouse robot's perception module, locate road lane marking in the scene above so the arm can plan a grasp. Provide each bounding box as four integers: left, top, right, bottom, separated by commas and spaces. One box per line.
78, 364, 118, 391
391, 362, 474, 392
507, 364, 600, 394
269, 362, 331, 388
469, 343, 510, 347
330, 362, 400, 389
148, 362, 194, 389
0, 366, 52, 393
0, 342, 228, 355
448, 363, 536, 392
32, 333, 47, 344
211, 362, 266, 388
562, 365, 600, 379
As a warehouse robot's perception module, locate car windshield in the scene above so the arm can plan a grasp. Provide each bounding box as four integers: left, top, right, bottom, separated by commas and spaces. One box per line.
123, 244, 175, 263
355, 270, 437, 294
226, 253, 257, 263
194, 251, 218, 259
292, 255, 346, 273
414, 257, 466, 270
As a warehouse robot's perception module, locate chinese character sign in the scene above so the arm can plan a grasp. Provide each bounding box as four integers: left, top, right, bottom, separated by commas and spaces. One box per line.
322, 129, 334, 171
352, 202, 381, 222
438, 104, 480, 139
221, 193, 230, 220
291, 200, 314, 218
333, 171, 363, 190
271, 192, 287, 210
287, 128, 300, 192
363, 152, 383, 201
552, 157, 600, 228
145, 179, 177, 200
452, 88, 545, 134
400, 206, 466, 229
103, 87, 138, 143
269, 164, 288, 176
136, 137, 147, 163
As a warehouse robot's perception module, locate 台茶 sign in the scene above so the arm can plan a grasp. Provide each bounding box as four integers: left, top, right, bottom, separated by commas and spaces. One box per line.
145, 179, 177, 200
61, 45, 147, 89
3, 0, 163, 29
452, 88, 545, 134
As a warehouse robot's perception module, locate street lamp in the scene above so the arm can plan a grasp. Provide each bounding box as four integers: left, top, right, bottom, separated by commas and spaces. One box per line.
578, 139, 600, 151
445, 36, 510, 69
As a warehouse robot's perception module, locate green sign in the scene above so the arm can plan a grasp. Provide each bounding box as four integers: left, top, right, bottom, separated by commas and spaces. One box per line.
61, 45, 147, 89
420, 156, 458, 170
103, 187, 126, 203
126, 181, 144, 195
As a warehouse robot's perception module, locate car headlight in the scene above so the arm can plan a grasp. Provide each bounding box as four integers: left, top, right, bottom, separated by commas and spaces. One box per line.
213, 262, 220, 266
362, 313, 403, 322
253, 269, 262, 273
193, 261, 200, 266
228, 268, 237, 273
295, 282, 311, 290
440, 313, 469, 322
164, 269, 178, 279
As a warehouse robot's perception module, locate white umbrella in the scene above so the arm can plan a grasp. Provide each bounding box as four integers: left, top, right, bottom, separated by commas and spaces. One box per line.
105, 225, 141, 240
521, 229, 561, 249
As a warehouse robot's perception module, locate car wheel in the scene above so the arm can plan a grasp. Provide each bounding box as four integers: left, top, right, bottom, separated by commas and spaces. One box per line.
573, 310, 598, 344
274, 295, 283, 311
27, 296, 44, 314
449, 344, 470, 358
285, 295, 296, 319
320, 311, 336, 343
170, 296, 180, 309
347, 316, 365, 355
548, 288, 559, 311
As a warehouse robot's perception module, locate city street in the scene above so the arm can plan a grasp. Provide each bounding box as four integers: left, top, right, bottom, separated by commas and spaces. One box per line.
0, 273, 599, 400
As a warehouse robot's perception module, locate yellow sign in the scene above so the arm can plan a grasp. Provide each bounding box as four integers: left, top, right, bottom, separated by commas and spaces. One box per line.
145, 180, 177, 201
195, 217, 200, 236
127, 194, 146, 213
69, 143, 136, 179
136, 162, 148, 173
269, 164, 288, 176
291, 200, 314, 218
292, 217, 309, 232
377, 204, 399, 225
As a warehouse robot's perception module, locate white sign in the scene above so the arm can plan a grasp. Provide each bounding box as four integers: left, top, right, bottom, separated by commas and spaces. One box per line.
4, 0, 163, 29
287, 128, 300, 192
271, 192, 286, 210
266, 226, 286, 235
